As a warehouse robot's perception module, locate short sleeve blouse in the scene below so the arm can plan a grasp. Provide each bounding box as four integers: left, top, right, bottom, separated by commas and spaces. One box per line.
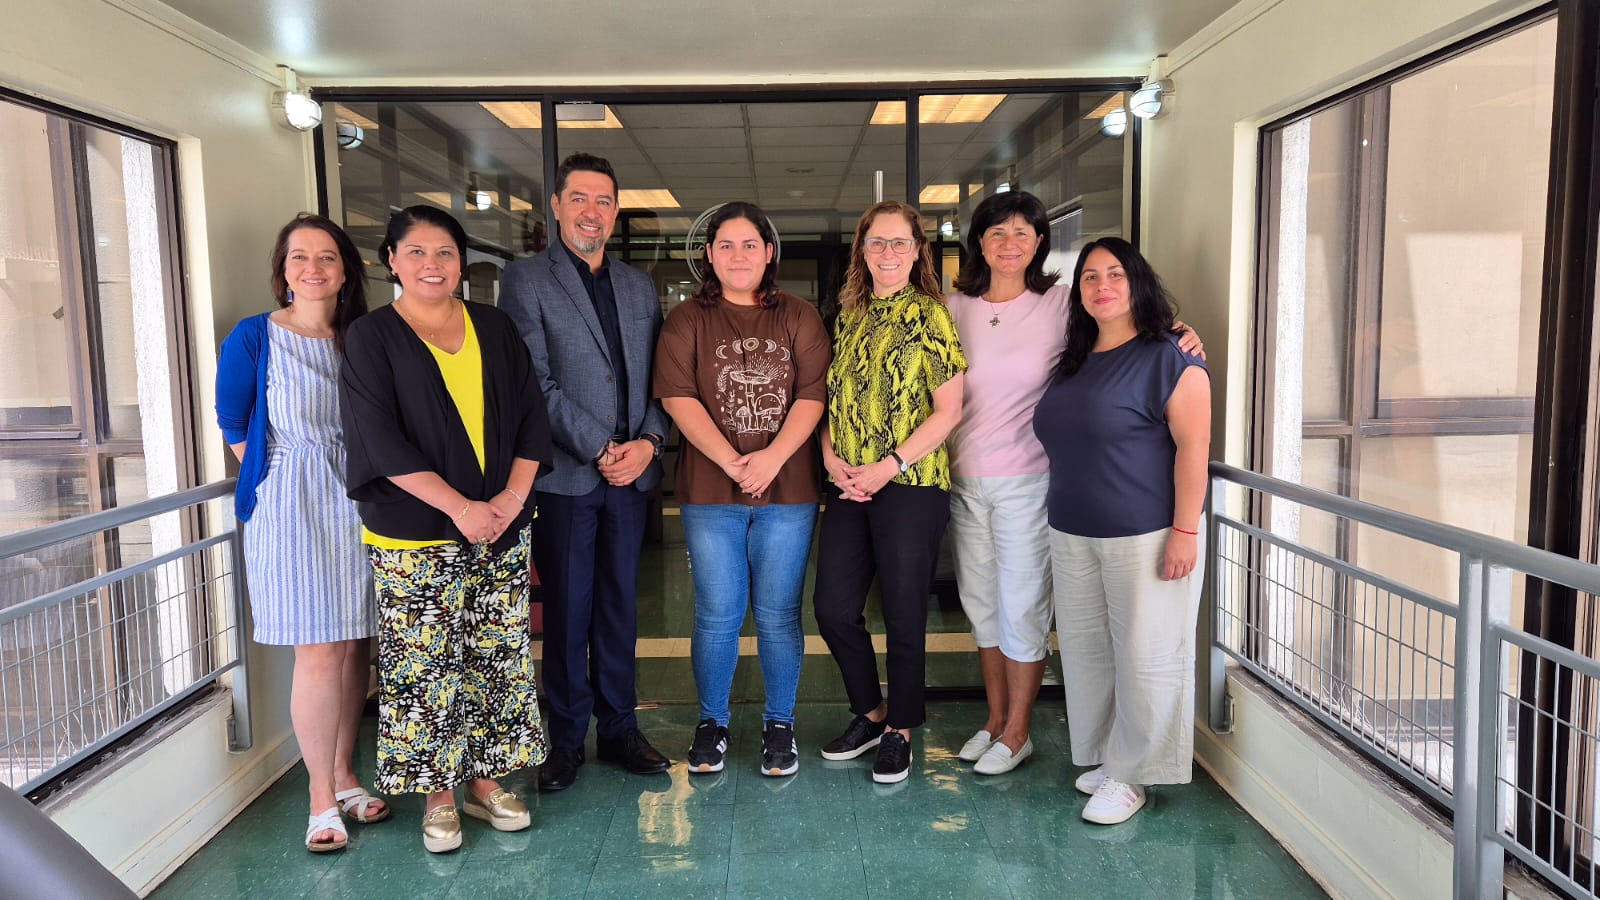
826, 285, 967, 490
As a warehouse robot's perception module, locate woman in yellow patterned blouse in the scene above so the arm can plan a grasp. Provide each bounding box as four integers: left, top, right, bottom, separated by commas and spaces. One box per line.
814, 200, 967, 784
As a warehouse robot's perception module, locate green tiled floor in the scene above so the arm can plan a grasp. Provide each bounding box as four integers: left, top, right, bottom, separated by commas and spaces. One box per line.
153, 701, 1325, 899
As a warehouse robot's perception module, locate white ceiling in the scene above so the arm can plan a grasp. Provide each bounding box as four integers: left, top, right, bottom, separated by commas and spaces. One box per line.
157, 0, 1240, 84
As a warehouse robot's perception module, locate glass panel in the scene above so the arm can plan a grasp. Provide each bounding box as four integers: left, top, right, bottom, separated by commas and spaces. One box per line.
332, 101, 548, 307
0, 103, 75, 429
571, 99, 905, 317
918, 91, 1127, 293
1302, 102, 1355, 421
1377, 20, 1555, 401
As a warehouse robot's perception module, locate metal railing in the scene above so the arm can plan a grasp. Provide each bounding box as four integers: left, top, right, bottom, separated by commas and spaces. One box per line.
0, 480, 251, 794
1207, 461, 1600, 899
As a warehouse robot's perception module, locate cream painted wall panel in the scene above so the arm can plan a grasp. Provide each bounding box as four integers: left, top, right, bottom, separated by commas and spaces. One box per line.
1, 0, 310, 892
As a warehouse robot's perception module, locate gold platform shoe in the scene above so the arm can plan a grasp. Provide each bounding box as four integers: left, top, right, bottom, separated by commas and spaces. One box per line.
421, 805, 463, 853
463, 788, 531, 832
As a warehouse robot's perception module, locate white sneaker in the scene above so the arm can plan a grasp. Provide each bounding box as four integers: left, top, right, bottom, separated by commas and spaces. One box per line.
1082, 776, 1146, 825
958, 729, 995, 763
1074, 766, 1106, 796
974, 738, 1034, 775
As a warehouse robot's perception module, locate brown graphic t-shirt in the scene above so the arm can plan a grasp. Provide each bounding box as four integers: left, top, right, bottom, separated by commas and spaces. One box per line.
653, 291, 832, 506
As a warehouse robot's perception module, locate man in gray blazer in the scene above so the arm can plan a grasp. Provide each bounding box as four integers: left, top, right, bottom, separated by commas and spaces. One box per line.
500, 152, 671, 791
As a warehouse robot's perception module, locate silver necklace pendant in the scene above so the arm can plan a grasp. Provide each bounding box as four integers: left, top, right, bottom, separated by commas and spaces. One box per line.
989, 313, 1000, 327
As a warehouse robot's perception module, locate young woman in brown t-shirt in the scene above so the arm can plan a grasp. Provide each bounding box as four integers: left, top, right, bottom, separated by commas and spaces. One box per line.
653, 202, 832, 778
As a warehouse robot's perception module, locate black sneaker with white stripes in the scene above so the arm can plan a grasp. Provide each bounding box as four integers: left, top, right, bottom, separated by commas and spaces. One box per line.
687, 718, 729, 774
761, 721, 799, 777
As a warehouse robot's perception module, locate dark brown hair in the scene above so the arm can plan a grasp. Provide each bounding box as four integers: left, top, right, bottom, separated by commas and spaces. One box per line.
690, 202, 781, 308
268, 213, 368, 350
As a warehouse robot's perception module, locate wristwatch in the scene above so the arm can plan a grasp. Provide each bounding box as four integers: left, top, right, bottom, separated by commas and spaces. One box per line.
889, 450, 909, 473
642, 433, 664, 458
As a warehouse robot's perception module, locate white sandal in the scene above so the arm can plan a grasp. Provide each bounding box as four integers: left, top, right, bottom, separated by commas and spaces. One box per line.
305, 806, 348, 852
335, 786, 391, 824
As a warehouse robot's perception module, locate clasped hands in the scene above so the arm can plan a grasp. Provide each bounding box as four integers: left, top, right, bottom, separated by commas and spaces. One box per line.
596, 439, 655, 487
454, 491, 523, 544
717, 448, 784, 499
823, 454, 897, 503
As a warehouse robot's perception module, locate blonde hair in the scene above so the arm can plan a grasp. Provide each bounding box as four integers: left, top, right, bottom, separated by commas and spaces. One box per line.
838, 201, 943, 312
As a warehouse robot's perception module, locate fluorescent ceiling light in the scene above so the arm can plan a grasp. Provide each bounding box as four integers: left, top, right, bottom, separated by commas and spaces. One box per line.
1085, 94, 1127, 120
335, 105, 380, 130
618, 189, 680, 209
871, 95, 1006, 126
481, 101, 543, 128
480, 102, 624, 129
917, 183, 987, 205
507, 196, 533, 212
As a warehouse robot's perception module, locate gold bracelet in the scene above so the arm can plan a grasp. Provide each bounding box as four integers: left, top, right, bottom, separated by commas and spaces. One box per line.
451, 502, 471, 521
502, 487, 526, 505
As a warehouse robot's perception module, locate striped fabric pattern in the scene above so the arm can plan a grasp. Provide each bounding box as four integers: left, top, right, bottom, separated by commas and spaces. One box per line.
243, 322, 376, 645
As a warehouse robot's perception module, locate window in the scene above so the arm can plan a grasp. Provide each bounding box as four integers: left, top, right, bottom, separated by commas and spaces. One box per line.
1253, 15, 1556, 782
0, 92, 197, 786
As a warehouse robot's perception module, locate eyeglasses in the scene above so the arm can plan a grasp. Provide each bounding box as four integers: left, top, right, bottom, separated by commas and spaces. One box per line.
863, 237, 916, 254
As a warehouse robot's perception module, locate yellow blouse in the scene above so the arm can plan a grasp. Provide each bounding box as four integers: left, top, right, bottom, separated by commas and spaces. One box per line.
826, 285, 967, 490
363, 312, 485, 549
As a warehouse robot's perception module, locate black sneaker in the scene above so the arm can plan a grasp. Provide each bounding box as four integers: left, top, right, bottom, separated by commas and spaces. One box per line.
761, 721, 800, 777
820, 714, 886, 761
687, 718, 729, 773
872, 731, 912, 784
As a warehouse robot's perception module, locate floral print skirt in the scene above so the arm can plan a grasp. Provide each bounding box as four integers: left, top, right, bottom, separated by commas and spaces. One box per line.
368, 526, 547, 793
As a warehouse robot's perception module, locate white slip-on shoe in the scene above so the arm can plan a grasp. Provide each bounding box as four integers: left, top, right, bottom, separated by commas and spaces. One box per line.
958, 729, 996, 763
974, 738, 1034, 775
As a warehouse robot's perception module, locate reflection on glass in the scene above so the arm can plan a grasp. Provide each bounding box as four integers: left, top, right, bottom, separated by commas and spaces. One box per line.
1378, 22, 1554, 401
333, 101, 548, 306
0, 103, 74, 429
917, 92, 1127, 294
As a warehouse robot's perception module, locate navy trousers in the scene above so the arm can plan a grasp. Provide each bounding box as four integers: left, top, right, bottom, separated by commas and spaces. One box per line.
532, 481, 648, 750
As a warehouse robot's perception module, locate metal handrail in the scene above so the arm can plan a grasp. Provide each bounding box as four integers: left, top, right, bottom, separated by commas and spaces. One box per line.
0, 478, 251, 793
1206, 460, 1600, 899
0, 481, 235, 560
1211, 463, 1600, 595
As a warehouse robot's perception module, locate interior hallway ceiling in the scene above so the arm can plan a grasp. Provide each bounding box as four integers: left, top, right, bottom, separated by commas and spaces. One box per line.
156, 0, 1240, 83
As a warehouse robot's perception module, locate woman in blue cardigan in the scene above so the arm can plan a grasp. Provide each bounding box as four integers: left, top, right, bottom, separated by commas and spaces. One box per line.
215, 213, 382, 853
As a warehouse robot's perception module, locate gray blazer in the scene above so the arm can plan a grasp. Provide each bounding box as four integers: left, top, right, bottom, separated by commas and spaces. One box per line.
500, 244, 668, 496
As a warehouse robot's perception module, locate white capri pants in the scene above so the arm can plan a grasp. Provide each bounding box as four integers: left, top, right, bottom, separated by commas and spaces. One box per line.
949, 473, 1053, 663
1050, 525, 1205, 786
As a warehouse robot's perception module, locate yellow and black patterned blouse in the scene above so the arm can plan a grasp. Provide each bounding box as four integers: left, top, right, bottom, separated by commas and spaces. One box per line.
826, 285, 968, 489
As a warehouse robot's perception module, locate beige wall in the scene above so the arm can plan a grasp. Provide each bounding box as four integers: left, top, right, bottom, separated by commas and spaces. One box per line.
0, 0, 315, 891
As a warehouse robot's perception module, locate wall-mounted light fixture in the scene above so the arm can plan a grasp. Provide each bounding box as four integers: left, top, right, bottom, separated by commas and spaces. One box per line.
1131, 80, 1172, 119
1100, 107, 1128, 138
272, 67, 321, 132
336, 120, 364, 150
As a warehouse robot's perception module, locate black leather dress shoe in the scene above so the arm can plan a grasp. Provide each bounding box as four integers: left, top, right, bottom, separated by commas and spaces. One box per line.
597, 728, 671, 774
538, 747, 583, 792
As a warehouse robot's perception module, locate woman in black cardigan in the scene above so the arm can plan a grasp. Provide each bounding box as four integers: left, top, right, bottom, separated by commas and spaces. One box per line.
340, 205, 554, 854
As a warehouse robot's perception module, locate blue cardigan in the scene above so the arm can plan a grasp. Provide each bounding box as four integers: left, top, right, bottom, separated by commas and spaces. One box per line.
215, 313, 274, 522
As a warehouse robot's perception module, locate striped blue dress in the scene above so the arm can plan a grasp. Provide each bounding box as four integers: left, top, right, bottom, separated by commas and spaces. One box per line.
243, 322, 375, 645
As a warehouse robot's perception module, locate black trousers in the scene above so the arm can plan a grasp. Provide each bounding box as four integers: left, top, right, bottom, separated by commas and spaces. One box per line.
812, 481, 951, 730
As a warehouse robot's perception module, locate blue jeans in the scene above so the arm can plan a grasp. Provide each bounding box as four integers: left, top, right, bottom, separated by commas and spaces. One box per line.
680, 502, 818, 727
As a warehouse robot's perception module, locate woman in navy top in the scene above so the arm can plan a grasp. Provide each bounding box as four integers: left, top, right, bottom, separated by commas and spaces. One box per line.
1032, 237, 1210, 825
